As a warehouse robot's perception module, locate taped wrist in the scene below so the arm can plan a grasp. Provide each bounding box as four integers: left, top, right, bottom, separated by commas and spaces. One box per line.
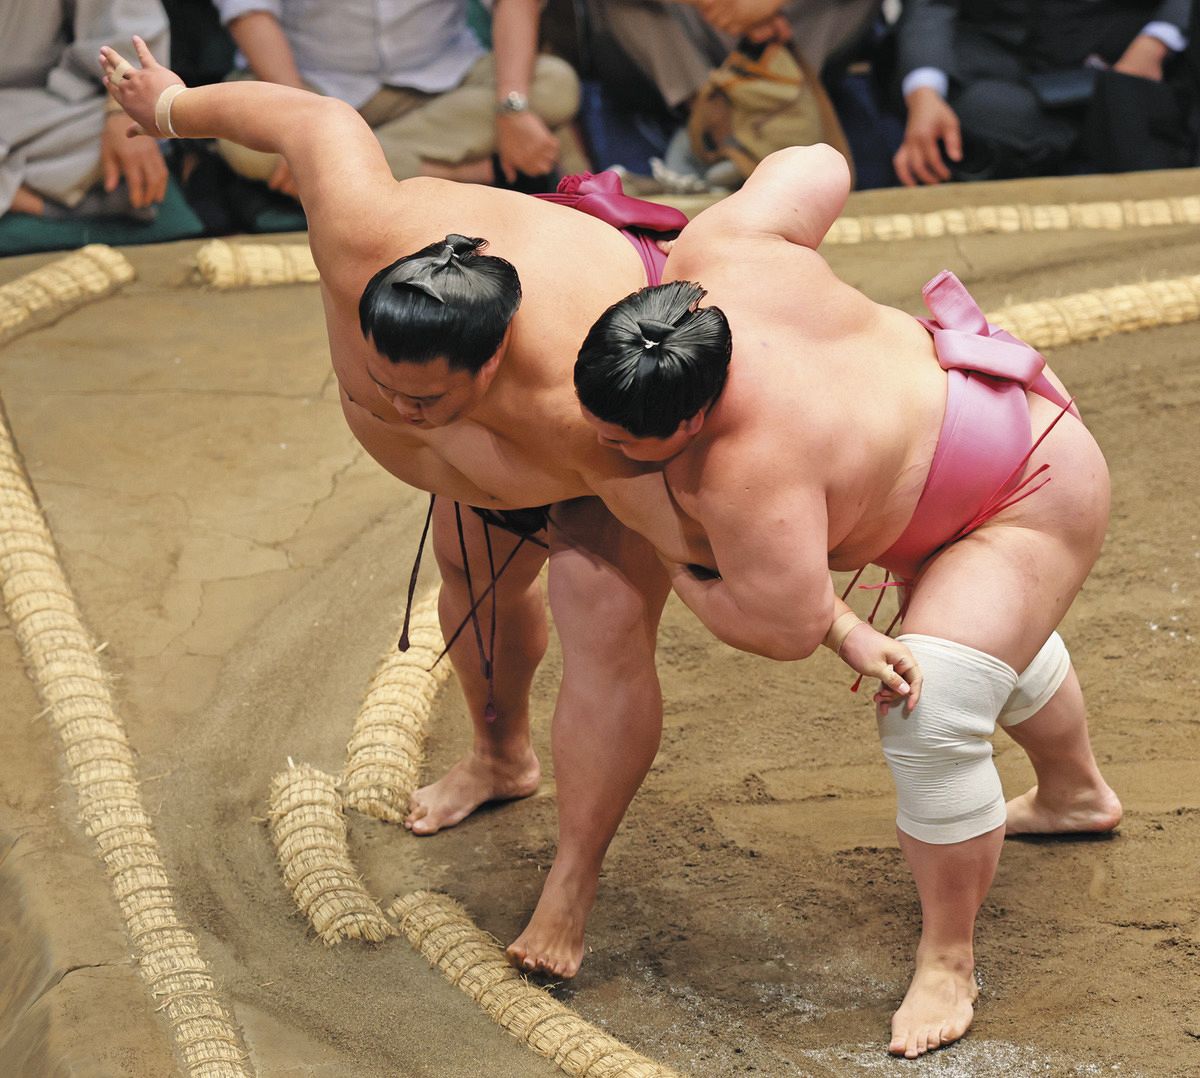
154, 84, 187, 138
824, 610, 862, 656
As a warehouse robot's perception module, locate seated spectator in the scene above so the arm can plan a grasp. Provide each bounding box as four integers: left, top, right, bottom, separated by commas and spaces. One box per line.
590, 0, 880, 110
582, 0, 878, 187
0, 0, 170, 222
213, 0, 582, 197
893, 0, 1195, 185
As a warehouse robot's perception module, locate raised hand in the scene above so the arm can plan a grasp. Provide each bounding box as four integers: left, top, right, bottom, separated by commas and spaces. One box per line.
99, 36, 184, 139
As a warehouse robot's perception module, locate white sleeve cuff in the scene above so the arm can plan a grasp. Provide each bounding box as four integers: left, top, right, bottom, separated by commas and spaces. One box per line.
1140, 21, 1188, 52
216, 0, 282, 26
902, 67, 950, 101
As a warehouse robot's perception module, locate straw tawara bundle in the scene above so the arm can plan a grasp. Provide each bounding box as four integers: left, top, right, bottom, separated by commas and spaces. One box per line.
0, 403, 250, 1077
266, 763, 394, 944
341, 593, 451, 821
390, 891, 683, 1078
0, 244, 134, 345
985, 274, 1200, 351
825, 195, 1200, 244
195, 241, 319, 289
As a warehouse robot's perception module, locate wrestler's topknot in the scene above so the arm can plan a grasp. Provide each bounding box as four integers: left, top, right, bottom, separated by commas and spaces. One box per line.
359, 234, 521, 373
575, 281, 732, 438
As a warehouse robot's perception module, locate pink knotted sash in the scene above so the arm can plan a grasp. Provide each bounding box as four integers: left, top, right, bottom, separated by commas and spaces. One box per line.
535, 171, 687, 286
877, 270, 1080, 584
918, 269, 1077, 416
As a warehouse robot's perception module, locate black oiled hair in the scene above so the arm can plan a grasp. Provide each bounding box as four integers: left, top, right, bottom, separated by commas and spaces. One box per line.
574, 281, 732, 438
359, 234, 522, 373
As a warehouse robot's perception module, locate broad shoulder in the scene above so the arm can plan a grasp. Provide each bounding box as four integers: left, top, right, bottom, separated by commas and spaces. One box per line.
669, 145, 851, 262
318, 178, 639, 300
672, 369, 834, 504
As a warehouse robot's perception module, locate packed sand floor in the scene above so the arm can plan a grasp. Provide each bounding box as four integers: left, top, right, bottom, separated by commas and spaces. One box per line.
1, 168, 1197, 1077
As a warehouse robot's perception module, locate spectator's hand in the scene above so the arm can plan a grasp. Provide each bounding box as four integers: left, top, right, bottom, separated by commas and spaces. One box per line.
267, 156, 299, 198
1114, 34, 1168, 81
99, 37, 184, 139
746, 14, 792, 44
100, 110, 168, 208
495, 110, 559, 181
694, 0, 784, 37
893, 86, 962, 186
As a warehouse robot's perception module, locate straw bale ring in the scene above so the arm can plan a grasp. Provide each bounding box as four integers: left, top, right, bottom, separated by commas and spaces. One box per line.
390, 891, 684, 1078
984, 275, 1200, 352
266, 762, 395, 944
341, 591, 452, 822
0, 404, 252, 1076
263, 592, 686, 1074
0, 244, 134, 345
823, 194, 1200, 245
195, 240, 319, 288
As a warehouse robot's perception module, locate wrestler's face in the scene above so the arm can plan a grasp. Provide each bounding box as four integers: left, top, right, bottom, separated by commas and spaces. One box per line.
582, 409, 702, 462
366, 352, 499, 428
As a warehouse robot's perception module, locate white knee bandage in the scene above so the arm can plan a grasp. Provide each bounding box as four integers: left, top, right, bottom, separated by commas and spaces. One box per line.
878, 634, 1017, 845
998, 631, 1071, 727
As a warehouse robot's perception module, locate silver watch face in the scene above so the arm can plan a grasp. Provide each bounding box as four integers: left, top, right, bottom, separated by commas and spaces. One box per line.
498, 90, 529, 114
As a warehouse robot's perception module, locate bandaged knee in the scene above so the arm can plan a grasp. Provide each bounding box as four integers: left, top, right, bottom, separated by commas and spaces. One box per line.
998, 631, 1070, 727
878, 634, 1017, 844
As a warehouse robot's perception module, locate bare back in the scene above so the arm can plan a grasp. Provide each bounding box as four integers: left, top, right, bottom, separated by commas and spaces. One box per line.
315, 177, 669, 510
662, 224, 949, 573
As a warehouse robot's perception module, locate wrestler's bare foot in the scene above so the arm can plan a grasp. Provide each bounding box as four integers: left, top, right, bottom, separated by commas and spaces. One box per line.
1005, 782, 1122, 837
505, 861, 598, 979
405, 748, 540, 835
889, 953, 978, 1059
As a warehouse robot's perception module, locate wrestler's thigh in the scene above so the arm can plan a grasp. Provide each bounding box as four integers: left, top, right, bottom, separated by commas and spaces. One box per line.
548, 498, 671, 659
903, 406, 1109, 672
431, 499, 549, 596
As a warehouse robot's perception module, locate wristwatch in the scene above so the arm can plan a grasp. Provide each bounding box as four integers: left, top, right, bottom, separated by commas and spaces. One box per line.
496, 90, 529, 115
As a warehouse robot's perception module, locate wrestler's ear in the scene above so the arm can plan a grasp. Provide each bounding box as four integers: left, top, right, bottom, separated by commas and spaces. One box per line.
477, 347, 503, 380
679, 411, 705, 438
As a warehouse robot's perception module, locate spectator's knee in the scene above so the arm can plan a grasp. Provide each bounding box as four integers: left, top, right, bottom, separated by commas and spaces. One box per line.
530, 55, 582, 129
216, 138, 280, 181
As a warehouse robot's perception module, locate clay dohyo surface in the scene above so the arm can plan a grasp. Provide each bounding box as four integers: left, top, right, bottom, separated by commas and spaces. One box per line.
0, 169, 1197, 1077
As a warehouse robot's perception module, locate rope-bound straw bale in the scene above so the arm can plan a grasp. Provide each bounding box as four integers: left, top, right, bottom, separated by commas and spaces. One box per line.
0, 244, 134, 345
341, 593, 451, 821
984, 273, 1200, 351
825, 195, 1200, 245
389, 892, 683, 1078
265, 610, 682, 1073
0, 402, 251, 1077
266, 763, 394, 944
195, 241, 319, 289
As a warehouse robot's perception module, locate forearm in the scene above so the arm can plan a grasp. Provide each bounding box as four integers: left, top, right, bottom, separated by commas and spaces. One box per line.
227, 11, 305, 88
669, 566, 826, 661
170, 81, 348, 155
491, 0, 541, 100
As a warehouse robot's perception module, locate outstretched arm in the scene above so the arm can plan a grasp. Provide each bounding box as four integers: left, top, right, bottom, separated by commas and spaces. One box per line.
691, 144, 852, 249
99, 38, 394, 257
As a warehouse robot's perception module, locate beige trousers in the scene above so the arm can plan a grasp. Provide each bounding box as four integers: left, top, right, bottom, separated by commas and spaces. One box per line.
218, 53, 581, 183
